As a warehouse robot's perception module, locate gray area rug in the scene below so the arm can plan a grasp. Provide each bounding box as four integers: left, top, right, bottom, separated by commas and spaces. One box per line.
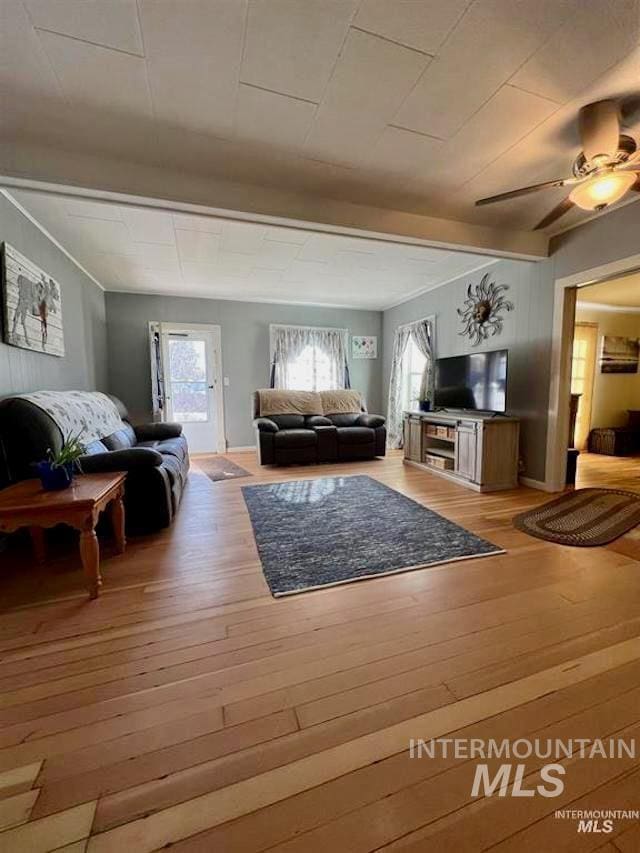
513, 488, 640, 546
195, 456, 252, 483
242, 475, 504, 596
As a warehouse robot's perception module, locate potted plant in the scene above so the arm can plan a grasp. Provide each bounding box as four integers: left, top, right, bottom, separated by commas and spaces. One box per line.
37, 431, 86, 491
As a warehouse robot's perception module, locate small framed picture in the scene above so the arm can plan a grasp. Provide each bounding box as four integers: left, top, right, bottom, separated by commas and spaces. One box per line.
600, 335, 639, 373
352, 335, 377, 359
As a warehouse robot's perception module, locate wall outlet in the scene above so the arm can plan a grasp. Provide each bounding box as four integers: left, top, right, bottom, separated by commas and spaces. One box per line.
223, 376, 230, 386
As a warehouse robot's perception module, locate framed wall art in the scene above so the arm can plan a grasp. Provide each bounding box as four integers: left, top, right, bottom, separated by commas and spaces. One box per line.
600, 335, 639, 373
352, 335, 377, 359
2, 243, 65, 357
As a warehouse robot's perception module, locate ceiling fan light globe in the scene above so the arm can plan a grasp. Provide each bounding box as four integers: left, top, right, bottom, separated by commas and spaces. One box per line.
569, 171, 637, 210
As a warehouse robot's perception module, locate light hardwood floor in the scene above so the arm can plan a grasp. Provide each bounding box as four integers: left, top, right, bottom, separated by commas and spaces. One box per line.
0, 451, 639, 852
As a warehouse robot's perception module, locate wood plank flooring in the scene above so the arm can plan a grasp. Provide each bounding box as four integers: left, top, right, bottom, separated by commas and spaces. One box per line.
0, 450, 639, 851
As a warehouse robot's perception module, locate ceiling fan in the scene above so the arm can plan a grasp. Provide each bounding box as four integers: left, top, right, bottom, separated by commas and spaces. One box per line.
475, 100, 640, 230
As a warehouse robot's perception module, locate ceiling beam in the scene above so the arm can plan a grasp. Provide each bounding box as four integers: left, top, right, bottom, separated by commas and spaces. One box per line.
0, 143, 549, 260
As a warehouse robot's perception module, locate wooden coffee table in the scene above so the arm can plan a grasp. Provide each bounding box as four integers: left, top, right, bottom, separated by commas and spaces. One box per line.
0, 472, 126, 599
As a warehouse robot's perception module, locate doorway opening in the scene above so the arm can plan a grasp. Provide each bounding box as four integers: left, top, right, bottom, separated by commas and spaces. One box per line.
159, 323, 225, 454
562, 270, 640, 490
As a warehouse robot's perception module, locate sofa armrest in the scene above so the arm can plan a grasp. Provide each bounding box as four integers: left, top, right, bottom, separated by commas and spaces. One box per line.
306, 415, 333, 427
78, 448, 163, 473
357, 414, 385, 428
254, 417, 278, 433
134, 422, 183, 441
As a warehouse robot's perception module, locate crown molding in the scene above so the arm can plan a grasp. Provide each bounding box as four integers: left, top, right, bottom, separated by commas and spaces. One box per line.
0, 189, 105, 291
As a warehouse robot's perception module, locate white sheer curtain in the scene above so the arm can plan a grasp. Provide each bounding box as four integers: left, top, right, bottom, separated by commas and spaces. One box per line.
270, 325, 349, 391
411, 319, 434, 402
386, 318, 434, 449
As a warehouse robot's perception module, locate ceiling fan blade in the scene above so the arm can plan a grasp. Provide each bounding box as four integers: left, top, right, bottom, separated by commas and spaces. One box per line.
616, 148, 640, 169
534, 197, 575, 230
579, 100, 620, 160
475, 177, 576, 206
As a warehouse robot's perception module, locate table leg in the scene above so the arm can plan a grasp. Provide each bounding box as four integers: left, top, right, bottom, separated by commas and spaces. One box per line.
79, 526, 101, 599
30, 527, 46, 564
110, 494, 126, 554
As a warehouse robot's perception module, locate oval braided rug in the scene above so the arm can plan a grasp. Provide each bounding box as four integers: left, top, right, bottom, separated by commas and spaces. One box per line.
513, 488, 640, 547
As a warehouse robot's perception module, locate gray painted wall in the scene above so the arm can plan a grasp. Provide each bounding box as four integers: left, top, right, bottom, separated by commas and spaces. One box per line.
551, 202, 640, 280
105, 292, 382, 447
0, 194, 107, 396
383, 259, 554, 481
381, 201, 640, 483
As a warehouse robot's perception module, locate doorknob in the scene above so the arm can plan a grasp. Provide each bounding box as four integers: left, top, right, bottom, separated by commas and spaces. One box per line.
208, 385, 214, 389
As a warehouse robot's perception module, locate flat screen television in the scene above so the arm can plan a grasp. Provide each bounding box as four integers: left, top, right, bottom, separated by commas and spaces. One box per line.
434, 349, 508, 413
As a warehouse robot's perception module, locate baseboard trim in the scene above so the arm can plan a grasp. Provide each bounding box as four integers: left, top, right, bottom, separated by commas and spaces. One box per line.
227, 445, 256, 452
519, 476, 558, 492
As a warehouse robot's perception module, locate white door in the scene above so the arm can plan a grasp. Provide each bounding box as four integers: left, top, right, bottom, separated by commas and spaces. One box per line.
161, 326, 224, 453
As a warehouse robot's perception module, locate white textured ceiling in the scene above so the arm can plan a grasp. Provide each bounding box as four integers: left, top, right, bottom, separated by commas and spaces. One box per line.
9, 190, 495, 309
2, 0, 640, 236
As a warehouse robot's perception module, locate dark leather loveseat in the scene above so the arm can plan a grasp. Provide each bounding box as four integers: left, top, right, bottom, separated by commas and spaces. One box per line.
253, 389, 386, 465
0, 392, 188, 531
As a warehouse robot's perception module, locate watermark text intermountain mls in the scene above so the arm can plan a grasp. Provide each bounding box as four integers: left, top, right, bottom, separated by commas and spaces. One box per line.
408, 738, 636, 760
408, 737, 636, 800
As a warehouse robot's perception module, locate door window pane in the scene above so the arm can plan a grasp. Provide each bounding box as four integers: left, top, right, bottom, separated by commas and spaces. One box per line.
169, 339, 209, 422
169, 339, 206, 381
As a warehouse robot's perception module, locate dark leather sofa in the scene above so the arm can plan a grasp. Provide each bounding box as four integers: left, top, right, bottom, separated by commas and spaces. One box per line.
0, 394, 189, 531
253, 390, 386, 465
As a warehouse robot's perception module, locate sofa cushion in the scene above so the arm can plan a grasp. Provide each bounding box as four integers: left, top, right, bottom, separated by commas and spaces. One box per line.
328, 413, 361, 427
357, 414, 385, 429
83, 439, 109, 455
134, 422, 183, 441
160, 451, 185, 485
102, 423, 136, 450
270, 414, 306, 429
336, 426, 375, 445
138, 436, 188, 462
274, 428, 317, 448
305, 415, 333, 427
79, 447, 163, 473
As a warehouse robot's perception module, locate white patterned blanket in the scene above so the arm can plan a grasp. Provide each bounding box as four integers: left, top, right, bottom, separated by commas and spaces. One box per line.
17, 391, 125, 445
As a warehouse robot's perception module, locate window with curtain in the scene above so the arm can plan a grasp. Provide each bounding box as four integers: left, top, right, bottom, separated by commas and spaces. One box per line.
387, 317, 434, 448
270, 325, 350, 391
287, 343, 334, 391
400, 337, 428, 412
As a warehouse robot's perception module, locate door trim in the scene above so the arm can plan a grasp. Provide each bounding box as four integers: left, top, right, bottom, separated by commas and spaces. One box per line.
545, 254, 640, 491
159, 322, 226, 453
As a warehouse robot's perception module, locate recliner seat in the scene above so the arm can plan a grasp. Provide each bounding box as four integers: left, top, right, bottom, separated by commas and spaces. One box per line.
252, 389, 386, 465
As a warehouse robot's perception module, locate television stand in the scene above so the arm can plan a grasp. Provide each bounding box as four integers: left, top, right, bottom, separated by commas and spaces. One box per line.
403, 410, 520, 492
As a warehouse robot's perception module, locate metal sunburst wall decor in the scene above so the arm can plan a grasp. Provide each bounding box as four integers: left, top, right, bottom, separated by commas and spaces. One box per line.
457, 274, 514, 346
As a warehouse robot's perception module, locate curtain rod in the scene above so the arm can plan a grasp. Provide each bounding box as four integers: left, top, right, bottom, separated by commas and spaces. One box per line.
396, 314, 435, 330
270, 323, 349, 333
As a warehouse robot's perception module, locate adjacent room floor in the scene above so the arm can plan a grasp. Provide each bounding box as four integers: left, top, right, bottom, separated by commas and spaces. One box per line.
1, 454, 639, 851
576, 449, 640, 490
